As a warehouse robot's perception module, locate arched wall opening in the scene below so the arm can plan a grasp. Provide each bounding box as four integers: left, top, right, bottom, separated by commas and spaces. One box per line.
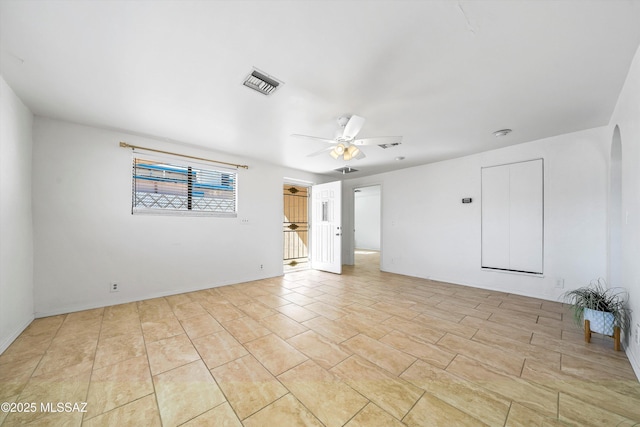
609, 126, 623, 287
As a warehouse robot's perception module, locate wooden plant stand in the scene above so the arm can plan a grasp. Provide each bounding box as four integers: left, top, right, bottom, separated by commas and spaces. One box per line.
584, 319, 621, 351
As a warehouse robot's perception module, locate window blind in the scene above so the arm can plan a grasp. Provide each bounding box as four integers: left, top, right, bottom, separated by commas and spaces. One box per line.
132, 156, 237, 217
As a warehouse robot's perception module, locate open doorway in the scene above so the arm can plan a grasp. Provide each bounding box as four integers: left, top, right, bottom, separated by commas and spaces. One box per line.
353, 185, 381, 268
283, 184, 310, 273
609, 126, 622, 287
284, 180, 344, 275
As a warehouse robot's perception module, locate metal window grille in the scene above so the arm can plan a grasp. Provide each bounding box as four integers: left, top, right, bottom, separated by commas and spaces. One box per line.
132, 156, 237, 217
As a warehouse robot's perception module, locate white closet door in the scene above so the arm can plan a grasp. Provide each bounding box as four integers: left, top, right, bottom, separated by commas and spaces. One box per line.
481, 159, 543, 274
509, 159, 543, 273
481, 165, 510, 269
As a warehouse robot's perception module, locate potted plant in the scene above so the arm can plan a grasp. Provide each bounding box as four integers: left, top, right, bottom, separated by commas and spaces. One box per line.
562, 278, 630, 351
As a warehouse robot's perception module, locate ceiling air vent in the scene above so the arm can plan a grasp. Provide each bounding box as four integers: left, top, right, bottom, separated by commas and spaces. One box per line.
243, 69, 281, 95
378, 142, 402, 149
335, 166, 358, 174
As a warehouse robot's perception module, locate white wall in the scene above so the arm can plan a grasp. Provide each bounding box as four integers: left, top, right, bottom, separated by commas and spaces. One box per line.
343, 126, 610, 302
32, 118, 326, 317
609, 44, 640, 378
0, 76, 34, 353
354, 186, 380, 251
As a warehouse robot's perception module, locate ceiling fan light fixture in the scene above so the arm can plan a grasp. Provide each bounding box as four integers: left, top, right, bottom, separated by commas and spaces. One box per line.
329, 143, 359, 160
346, 145, 360, 158
295, 114, 400, 165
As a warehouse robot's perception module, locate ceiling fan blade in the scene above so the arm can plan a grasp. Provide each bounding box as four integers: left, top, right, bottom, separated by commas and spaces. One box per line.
306, 146, 334, 157
354, 150, 366, 160
291, 134, 336, 144
353, 136, 403, 146
342, 115, 366, 140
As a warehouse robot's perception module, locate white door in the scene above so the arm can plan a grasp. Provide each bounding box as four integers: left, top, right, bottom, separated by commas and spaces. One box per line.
311, 181, 342, 274
481, 159, 543, 274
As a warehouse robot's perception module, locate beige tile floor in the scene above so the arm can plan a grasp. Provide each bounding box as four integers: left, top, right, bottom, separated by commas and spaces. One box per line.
1, 251, 639, 426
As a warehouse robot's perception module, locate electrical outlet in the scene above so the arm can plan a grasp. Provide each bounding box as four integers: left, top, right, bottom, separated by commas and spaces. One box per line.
110, 282, 119, 293
260, 264, 263, 270
555, 278, 564, 289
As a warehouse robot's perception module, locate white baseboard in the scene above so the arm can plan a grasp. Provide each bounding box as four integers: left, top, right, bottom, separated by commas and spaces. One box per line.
0, 315, 34, 354
419, 274, 561, 303
625, 345, 640, 381
34, 273, 283, 318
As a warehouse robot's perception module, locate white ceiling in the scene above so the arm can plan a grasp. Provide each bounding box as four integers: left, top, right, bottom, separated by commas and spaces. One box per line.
2, 1, 640, 178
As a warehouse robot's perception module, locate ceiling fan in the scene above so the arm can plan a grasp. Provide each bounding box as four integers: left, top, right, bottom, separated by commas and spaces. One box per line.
292, 115, 402, 161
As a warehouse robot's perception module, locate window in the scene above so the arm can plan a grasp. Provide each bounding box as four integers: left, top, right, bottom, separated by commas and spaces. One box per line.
131, 155, 237, 216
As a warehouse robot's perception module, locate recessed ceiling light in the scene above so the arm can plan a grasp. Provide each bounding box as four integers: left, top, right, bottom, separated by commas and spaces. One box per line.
493, 129, 512, 137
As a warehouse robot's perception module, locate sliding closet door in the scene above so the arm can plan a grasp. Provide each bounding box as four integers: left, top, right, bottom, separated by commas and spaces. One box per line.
481, 165, 510, 270
481, 159, 543, 274
508, 160, 543, 272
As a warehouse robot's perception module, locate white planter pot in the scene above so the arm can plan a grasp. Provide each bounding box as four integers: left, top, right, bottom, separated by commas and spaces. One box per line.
584, 308, 615, 336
